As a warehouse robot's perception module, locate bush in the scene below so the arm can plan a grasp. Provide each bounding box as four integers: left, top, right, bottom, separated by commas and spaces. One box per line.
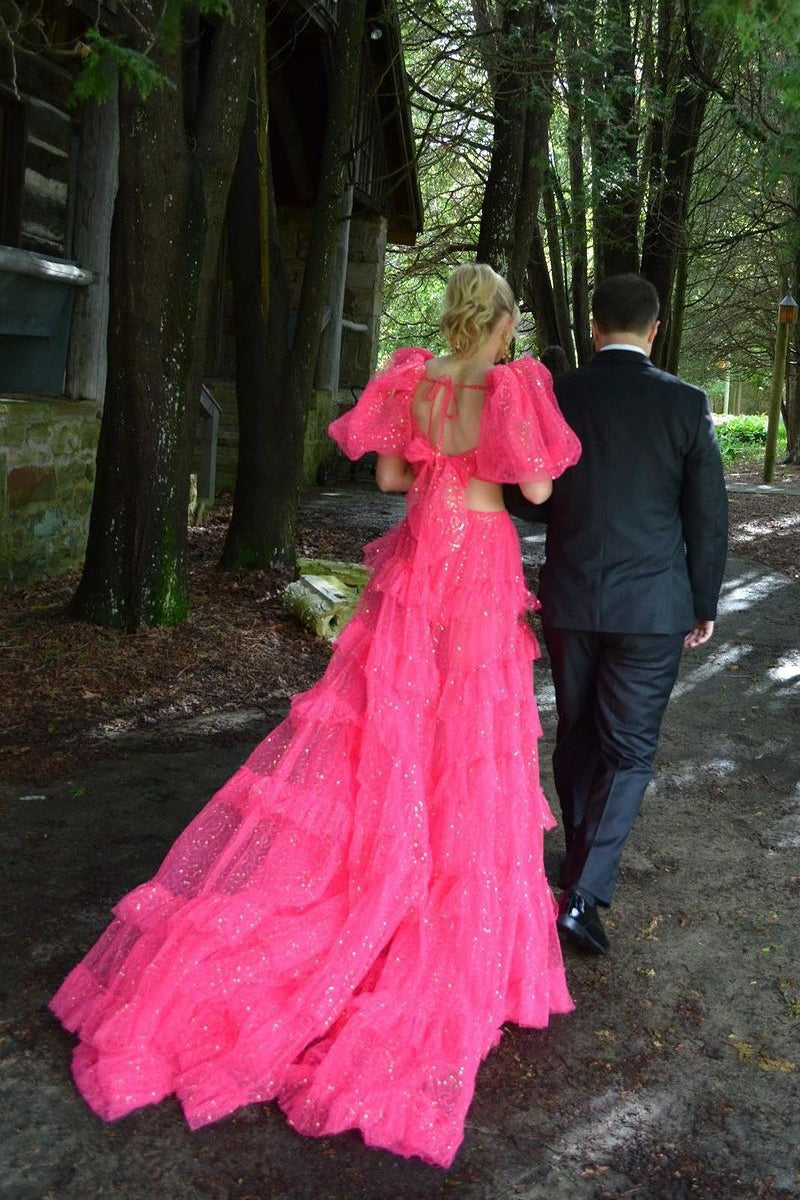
715, 414, 787, 464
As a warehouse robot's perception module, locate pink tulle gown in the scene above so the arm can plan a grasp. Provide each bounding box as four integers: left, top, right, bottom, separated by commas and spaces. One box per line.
50, 348, 582, 1167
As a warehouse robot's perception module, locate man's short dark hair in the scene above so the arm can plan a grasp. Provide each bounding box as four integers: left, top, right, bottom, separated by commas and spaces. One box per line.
592, 274, 660, 334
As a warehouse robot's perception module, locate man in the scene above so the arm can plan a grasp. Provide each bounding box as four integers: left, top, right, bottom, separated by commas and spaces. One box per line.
507, 274, 728, 954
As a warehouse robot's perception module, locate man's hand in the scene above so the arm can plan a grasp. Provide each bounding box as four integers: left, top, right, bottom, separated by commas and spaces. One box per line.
684, 620, 714, 649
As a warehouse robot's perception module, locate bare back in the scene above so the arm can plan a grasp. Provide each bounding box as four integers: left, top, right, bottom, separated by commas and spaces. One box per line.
410, 356, 505, 512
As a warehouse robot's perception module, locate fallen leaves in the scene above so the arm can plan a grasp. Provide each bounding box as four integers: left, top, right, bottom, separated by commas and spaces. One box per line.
639, 914, 663, 940
758, 1054, 796, 1073
729, 1035, 756, 1061
0, 506, 378, 783
728, 1035, 796, 1072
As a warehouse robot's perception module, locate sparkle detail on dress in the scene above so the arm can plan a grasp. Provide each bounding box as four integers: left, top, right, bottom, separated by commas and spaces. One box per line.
49, 347, 580, 1169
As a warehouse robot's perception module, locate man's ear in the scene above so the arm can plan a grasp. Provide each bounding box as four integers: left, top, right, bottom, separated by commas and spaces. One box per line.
648, 320, 660, 346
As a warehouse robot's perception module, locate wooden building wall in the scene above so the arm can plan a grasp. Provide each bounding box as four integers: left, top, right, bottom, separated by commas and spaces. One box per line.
0, 53, 77, 260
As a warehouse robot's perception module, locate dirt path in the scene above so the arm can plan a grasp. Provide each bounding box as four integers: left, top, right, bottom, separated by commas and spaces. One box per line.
1, 487, 799, 1199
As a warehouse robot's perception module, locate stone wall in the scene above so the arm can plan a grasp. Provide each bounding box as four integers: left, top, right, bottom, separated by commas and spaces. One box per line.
0, 398, 99, 590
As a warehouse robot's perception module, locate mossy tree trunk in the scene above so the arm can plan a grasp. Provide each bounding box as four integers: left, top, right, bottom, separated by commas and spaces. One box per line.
220, 0, 368, 570
71, 2, 264, 629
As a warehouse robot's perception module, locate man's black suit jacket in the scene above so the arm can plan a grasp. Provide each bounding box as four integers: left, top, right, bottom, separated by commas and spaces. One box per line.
506, 349, 728, 634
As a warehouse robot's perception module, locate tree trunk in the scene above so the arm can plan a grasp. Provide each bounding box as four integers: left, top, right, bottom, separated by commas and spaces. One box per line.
477, 1, 559, 298
315, 185, 353, 391
640, 76, 709, 365
542, 169, 573, 358
526, 218, 562, 351
589, 0, 641, 278
221, 0, 368, 568
219, 94, 296, 569
564, 7, 592, 363
72, 4, 263, 628
665, 232, 688, 374
783, 225, 800, 461
65, 89, 118, 403
640, 7, 720, 366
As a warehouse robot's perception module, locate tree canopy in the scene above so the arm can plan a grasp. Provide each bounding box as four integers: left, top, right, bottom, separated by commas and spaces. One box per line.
385, 0, 800, 436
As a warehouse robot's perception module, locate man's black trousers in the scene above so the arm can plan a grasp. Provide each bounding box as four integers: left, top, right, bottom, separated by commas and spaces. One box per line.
542, 625, 685, 907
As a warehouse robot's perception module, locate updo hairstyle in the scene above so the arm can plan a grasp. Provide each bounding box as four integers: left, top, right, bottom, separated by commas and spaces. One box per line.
440, 263, 519, 357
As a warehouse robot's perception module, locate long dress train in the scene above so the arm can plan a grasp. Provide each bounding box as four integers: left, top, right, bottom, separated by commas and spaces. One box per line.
50, 348, 582, 1167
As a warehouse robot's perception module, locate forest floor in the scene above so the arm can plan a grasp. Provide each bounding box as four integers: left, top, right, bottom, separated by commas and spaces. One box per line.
1, 460, 799, 1199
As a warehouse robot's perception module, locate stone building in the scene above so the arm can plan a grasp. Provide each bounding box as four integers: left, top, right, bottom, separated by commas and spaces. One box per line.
0, 0, 421, 589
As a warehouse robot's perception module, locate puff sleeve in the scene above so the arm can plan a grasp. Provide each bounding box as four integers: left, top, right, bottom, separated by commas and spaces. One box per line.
328, 348, 432, 460
475, 357, 581, 483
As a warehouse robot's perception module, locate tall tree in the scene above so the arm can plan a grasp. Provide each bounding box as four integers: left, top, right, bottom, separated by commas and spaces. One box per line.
586, 0, 642, 278
640, 0, 722, 366
72, 2, 263, 628
562, 16, 592, 364
221, 0, 369, 567
475, 0, 561, 298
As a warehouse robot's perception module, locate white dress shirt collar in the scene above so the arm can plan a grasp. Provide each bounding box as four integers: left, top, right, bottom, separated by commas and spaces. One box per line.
599, 343, 649, 356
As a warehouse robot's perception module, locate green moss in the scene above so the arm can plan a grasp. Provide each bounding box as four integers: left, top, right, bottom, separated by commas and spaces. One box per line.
145, 524, 189, 626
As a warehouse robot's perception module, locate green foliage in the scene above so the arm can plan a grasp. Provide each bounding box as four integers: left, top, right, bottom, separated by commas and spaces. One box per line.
702, 0, 800, 59
70, 0, 234, 106
71, 28, 173, 105
715, 414, 787, 463
383, 0, 800, 395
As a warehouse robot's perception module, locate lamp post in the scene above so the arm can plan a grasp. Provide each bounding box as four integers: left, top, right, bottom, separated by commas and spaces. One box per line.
763, 288, 799, 483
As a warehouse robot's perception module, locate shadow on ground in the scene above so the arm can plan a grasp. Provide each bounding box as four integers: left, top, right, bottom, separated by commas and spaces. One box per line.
1, 485, 798, 1200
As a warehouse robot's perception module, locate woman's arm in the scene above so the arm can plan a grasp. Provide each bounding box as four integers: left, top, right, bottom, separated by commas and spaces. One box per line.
519, 478, 553, 504
376, 454, 414, 493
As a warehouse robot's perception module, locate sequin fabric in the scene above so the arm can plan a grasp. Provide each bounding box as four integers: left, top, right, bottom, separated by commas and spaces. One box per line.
50, 348, 581, 1168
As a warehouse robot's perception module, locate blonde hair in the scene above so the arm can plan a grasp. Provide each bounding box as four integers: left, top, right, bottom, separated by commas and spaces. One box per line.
440, 263, 519, 356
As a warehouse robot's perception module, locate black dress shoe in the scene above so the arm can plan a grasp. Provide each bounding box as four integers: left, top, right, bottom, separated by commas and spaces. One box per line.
557, 890, 609, 955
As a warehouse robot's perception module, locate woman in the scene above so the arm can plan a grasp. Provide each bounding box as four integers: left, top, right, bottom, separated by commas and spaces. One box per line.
50, 264, 582, 1168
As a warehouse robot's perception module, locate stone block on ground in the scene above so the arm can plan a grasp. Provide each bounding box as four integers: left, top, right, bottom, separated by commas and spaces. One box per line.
283, 557, 371, 641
